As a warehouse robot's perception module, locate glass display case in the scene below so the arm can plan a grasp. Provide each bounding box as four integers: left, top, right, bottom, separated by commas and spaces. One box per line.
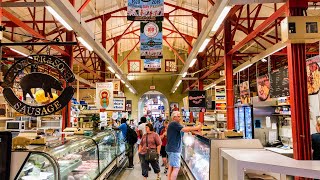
11, 130, 121, 180
182, 134, 210, 180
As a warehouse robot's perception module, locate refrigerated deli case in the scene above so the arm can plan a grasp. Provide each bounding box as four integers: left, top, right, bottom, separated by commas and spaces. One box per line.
181, 133, 263, 180
10, 130, 126, 180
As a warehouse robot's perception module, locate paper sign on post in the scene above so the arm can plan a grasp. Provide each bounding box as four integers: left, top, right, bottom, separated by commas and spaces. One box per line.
266, 116, 271, 128
269, 131, 277, 142
272, 123, 277, 130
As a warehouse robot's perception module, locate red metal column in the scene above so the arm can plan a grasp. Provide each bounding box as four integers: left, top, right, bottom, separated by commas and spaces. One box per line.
286, 0, 311, 162
62, 0, 75, 129
114, 38, 119, 63
224, 19, 235, 130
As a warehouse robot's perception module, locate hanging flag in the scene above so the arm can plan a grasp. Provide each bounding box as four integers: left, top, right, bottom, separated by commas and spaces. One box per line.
140, 21, 163, 59
96, 82, 114, 110
127, 0, 164, 21
144, 59, 161, 71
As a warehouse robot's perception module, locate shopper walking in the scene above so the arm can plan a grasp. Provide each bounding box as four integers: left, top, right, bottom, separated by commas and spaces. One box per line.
166, 111, 202, 180
113, 118, 135, 169
138, 117, 148, 138
138, 123, 162, 180
154, 116, 164, 134
312, 119, 320, 160
159, 121, 169, 174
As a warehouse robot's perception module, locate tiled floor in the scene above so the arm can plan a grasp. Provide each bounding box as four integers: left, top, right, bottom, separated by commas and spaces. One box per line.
109, 152, 186, 180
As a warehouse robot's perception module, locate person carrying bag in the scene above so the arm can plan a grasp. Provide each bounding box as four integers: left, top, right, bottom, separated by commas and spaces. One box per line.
138, 123, 162, 180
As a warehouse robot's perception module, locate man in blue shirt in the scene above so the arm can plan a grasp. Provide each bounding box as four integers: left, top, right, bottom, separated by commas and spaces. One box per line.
114, 118, 134, 169
154, 116, 164, 134
166, 111, 202, 180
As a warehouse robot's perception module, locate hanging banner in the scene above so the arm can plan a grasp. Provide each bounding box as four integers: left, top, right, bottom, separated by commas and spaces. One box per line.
96, 82, 114, 110
215, 86, 226, 110
144, 59, 161, 71
127, 0, 164, 21
188, 91, 206, 108
113, 97, 126, 111
240, 81, 251, 104
257, 75, 270, 101
270, 66, 289, 98
140, 21, 163, 59
307, 56, 320, 95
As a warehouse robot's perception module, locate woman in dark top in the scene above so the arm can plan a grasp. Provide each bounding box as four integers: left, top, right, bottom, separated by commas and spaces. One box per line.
312, 120, 320, 160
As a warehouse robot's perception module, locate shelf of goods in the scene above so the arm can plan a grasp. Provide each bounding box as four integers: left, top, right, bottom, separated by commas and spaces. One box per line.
37, 116, 62, 131
181, 134, 263, 180
10, 129, 126, 180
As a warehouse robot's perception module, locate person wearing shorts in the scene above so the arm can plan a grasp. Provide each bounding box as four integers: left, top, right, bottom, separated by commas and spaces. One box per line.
160, 121, 169, 174
166, 111, 202, 180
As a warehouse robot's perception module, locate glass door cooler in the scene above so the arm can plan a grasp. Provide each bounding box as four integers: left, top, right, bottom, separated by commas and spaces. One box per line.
235, 106, 254, 139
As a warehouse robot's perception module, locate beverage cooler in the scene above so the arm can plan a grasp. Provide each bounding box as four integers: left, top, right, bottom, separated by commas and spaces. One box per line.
235, 106, 253, 139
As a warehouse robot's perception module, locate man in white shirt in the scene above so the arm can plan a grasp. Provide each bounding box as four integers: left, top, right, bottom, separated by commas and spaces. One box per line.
138, 116, 147, 138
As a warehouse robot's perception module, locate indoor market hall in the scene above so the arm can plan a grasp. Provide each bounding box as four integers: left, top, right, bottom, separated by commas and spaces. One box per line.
1, 0, 320, 180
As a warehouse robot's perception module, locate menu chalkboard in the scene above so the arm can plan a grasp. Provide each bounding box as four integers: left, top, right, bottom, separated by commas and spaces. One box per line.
270, 66, 290, 98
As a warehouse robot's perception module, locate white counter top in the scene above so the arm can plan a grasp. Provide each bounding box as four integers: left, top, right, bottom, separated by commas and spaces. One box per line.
265, 147, 293, 155
220, 149, 320, 180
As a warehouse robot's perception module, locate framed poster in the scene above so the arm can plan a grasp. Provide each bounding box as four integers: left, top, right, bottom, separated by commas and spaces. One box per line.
170, 102, 179, 115
127, 0, 164, 21
165, 59, 177, 72
128, 60, 141, 73
96, 82, 114, 110
113, 97, 126, 111
140, 21, 163, 59
126, 100, 132, 113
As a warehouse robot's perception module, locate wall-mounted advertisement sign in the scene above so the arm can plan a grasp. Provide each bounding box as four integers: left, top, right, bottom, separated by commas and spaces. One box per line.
144, 59, 161, 71
0, 55, 75, 117
113, 97, 126, 111
215, 86, 226, 110
96, 82, 114, 110
188, 91, 206, 108
140, 21, 163, 59
127, 0, 164, 21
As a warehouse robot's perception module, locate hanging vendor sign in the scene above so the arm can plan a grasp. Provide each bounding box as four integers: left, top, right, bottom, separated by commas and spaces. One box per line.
127, 0, 164, 21
215, 86, 226, 110
96, 82, 114, 110
306, 56, 320, 95
144, 59, 161, 71
240, 81, 251, 104
0, 55, 75, 117
113, 97, 126, 111
188, 91, 206, 108
270, 66, 289, 98
257, 75, 270, 101
140, 21, 163, 59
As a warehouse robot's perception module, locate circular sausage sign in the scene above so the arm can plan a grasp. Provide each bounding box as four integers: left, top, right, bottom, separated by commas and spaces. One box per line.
0, 55, 75, 117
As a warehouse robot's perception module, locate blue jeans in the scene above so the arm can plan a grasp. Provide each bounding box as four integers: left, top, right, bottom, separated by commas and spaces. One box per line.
167, 152, 181, 168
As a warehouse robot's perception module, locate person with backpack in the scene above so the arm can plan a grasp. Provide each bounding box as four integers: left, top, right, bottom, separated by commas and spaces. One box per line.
113, 118, 137, 169
138, 123, 162, 180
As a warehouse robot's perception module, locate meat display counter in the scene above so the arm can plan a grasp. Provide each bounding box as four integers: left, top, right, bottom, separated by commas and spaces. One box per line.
181, 133, 263, 180
10, 130, 126, 180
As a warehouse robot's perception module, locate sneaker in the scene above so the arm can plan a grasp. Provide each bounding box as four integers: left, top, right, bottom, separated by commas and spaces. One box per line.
126, 166, 134, 170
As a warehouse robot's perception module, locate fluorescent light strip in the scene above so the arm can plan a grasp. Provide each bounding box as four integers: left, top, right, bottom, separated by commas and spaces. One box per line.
198, 38, 210, 52
108, 66, 115, 73
10, 48, 28, 57
121, 80, 125, 84
176, 80, 182, 87
77, 37, 93, 51
46, 6, 72, 31
238, 64, 252, 72
211, 6, 232, 32
182, 72, 187, 78
125, 84, 129, 88
189, 59, 197, 68
115, 73, 121, 79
